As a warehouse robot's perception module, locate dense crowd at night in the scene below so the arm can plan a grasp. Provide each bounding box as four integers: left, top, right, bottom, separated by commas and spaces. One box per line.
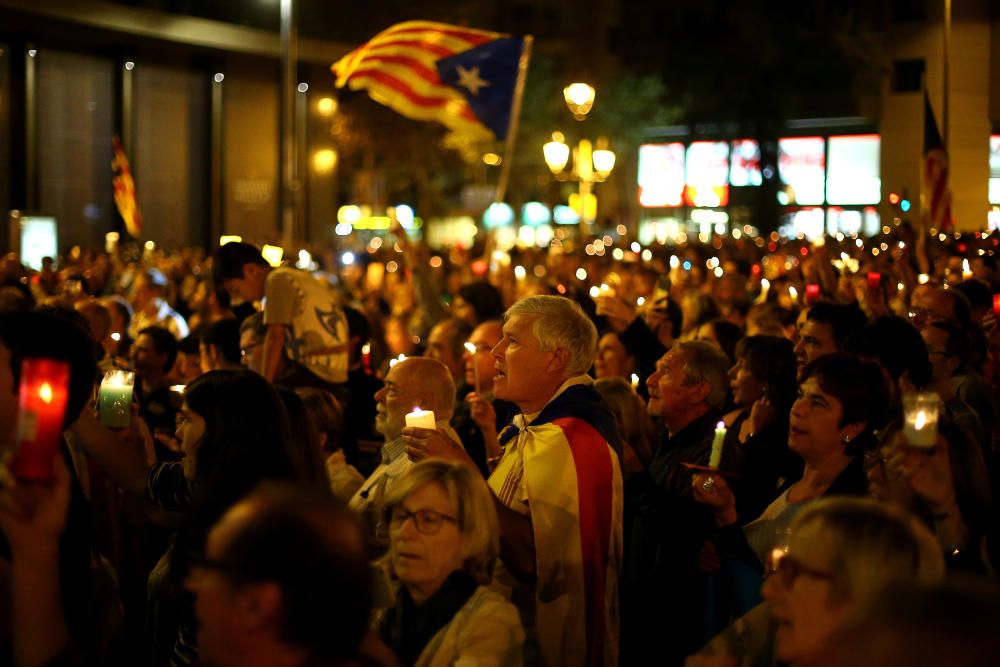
2, 219, 1000, 666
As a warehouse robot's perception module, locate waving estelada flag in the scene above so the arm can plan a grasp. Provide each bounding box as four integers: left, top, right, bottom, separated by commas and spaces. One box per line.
332, 21, 527, 141
923, 92, 953, 230
112, 136, 143, 238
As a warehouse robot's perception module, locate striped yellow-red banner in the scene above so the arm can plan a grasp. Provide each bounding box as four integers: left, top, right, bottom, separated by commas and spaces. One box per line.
332, 21, 500, 139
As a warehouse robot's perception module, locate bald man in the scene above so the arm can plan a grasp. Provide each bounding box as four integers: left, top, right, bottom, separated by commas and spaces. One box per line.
348, 357, 460, 519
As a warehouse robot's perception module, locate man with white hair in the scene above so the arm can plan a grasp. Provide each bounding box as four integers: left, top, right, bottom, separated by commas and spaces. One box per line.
405, 295, 623, 667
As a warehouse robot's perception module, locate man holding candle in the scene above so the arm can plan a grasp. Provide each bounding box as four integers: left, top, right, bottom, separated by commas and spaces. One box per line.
405, 295, 624, 667
623, 340, 730, 665
348, 357, 460, 525
450, 320, 514, 478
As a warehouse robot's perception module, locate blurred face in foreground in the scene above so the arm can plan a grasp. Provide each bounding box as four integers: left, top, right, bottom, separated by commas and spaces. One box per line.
763, 523, 850, 665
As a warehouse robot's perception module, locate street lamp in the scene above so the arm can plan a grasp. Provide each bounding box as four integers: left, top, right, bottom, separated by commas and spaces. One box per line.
543, 83, 615, 233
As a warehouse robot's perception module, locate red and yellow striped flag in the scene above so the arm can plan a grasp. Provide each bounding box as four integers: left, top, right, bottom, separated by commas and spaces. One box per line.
332, 21, 523, 141
112, 136, 143, 238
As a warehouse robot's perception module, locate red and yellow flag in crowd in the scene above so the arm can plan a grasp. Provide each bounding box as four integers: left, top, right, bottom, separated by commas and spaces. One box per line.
112, 135, 143, 238
332, 21, 527, 142
923, 92, 953, 230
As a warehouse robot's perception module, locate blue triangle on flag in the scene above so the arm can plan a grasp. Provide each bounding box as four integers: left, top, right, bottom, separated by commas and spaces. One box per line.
436, 36, 523, 140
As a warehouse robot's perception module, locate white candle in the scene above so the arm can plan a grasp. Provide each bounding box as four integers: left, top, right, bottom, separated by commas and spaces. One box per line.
464, 342, 481, 394
903, 392, 939, 448
709, 420, 726, 468
630, 373, 639, 390
405, 408, 436, 430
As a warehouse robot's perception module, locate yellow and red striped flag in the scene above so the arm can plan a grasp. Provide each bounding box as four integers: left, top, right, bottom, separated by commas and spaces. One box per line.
112, 136, 143, 238
332, 21, 526, 141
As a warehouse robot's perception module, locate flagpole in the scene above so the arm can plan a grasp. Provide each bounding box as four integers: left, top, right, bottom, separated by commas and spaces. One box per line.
943, 0, 950, 150
494, 35, 533, 204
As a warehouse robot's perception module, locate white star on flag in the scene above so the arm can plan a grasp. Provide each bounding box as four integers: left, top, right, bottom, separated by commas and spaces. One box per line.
455, 65, 490, 96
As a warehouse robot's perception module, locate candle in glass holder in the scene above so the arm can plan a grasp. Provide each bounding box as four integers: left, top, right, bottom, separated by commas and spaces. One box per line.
867, 272, 881, 290
708, 420, 726, 468
99, 369, 135, 428
463, 342, 481, 394
993, 294, 1000, 318
903, 392, 940, 448
805, 283, 820, 302
405, 407, 436, 430
13, 358, 70, 481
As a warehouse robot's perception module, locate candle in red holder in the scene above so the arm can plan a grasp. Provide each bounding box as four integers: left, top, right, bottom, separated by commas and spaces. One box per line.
993, 294, 1000, 317
867, 272, 881, 290
806, 283, 820, 302
13, 358, 70, 481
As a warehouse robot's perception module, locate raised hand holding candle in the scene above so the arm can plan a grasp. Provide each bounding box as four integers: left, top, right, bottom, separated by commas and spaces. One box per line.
405, 408, 436, 431
903, 392, 940, 448
464, 341, 481, 394
99, 369, 135, 428
13, 358, 70, 481
708, 420, 726, 468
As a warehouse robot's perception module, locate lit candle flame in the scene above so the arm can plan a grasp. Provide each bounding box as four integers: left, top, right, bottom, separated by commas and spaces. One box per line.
630, 373, 639, 388
464, 342, 477, 355
915, 410, 927, 430
39, 382, 53, 404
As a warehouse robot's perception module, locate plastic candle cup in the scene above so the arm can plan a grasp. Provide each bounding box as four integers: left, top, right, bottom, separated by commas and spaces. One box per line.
13, 358, 70, 481
902, 392, 940, 448
464, 341, 481, 394
99, 369, 135, 428
709, 420, 726, 468
867, 272, 881, 290
806, 284, 820, 302
993, 294, 1000, 317
405, 408, 436, 431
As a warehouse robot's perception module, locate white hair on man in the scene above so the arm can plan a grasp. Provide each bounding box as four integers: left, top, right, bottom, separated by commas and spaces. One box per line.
504, 295, 598, 377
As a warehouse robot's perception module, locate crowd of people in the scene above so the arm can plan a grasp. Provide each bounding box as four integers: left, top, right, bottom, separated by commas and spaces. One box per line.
1, 219, 1000, 667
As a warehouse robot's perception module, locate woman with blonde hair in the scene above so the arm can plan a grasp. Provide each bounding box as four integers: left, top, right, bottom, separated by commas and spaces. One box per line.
688, 497, 945, 667
366, 460, 524, 667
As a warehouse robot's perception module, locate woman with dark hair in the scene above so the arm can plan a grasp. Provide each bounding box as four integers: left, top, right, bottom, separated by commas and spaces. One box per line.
690, 354, 889, 613
721, 335, 800, 523
71, 369, 320, 665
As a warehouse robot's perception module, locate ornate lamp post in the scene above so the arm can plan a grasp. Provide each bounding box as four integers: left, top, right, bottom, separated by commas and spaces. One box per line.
542, 83, 615, 234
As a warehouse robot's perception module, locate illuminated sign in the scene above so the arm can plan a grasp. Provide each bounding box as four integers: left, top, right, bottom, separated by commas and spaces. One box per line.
684, 141, 730, 207
826, 135, 881, 205
778, 137, 826, 205
990, 135, 1000, 205
638, 143, 685, 207
730, 139, 762, 187
19, 216, 57, 271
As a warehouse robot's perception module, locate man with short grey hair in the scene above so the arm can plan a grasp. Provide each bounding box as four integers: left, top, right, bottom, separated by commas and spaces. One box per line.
405, 295, 623, 667
622, 339, 730, 664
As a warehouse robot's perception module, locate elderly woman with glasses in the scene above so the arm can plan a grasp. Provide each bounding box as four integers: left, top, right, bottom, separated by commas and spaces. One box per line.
687, 497, 944, 667
367, 460, 524, 667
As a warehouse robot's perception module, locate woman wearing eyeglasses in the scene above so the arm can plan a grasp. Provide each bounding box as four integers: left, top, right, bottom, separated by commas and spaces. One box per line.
687, 497, 944, 667
367, 459, 524, 667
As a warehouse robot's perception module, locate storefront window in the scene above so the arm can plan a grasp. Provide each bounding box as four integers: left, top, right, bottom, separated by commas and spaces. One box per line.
638, 143, 685, 207
826, 134, 880, 205
778, 137, 825, 205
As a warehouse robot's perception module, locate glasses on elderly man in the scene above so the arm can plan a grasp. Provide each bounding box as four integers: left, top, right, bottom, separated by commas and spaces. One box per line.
390, 507, 458, 535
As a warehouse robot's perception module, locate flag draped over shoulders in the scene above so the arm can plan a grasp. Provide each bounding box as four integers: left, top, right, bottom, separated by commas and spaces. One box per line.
496, 382, 623, 667
331, 20, 524, 141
